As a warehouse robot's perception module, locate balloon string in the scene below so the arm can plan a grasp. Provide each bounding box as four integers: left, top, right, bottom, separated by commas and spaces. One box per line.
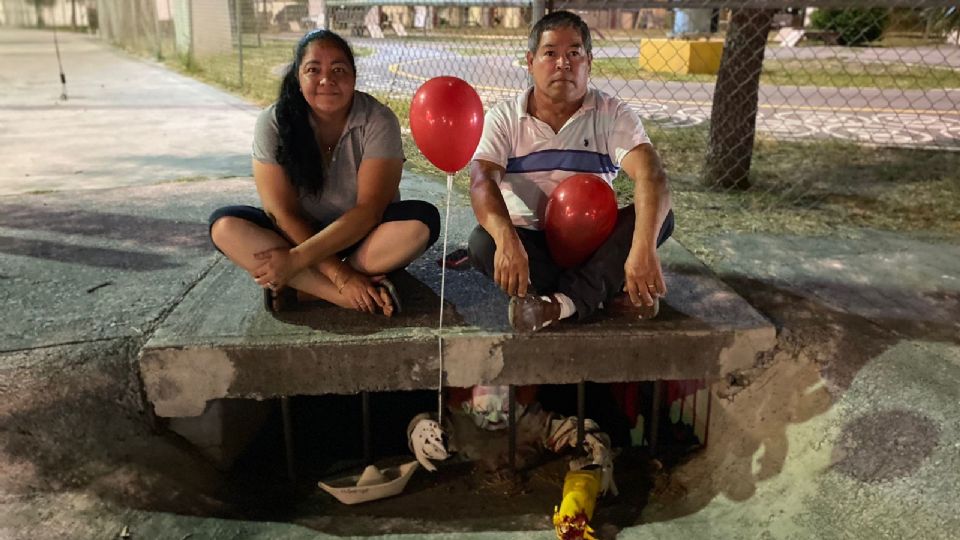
437, 173, 454, 427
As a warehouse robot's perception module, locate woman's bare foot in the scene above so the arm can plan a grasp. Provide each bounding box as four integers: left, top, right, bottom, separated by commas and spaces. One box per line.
325, 284, 394, 316
294, 273, 397, 316
378, 287, 395, 317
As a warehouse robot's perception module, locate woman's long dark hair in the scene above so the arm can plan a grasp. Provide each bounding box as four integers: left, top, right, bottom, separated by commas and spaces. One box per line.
275, 29, 356, 195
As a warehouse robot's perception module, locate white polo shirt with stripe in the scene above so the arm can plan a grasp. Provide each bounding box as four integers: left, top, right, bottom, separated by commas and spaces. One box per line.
472, 87, 651, 230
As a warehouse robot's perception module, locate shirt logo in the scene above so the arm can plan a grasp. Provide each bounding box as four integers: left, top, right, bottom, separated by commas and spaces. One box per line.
583, 138, 589, 147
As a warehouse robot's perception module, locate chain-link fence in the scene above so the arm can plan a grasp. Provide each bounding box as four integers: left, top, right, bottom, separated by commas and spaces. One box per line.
4, 0, 959, 235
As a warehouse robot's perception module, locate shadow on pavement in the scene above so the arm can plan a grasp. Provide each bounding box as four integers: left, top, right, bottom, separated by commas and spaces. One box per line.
270, 270, 468, 334
0, 203, 211, 251
0, 235, 181, 271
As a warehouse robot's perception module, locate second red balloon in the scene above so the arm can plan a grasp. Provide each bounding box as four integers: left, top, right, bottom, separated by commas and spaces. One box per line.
544, 174, 619, 269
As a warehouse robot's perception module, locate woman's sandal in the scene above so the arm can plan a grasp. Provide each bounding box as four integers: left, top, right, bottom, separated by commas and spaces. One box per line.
377, 277, 402, 315
263, 287, 298, 313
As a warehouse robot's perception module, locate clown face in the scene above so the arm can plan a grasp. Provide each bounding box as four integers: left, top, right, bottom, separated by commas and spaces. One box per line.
461, 385, 526, 431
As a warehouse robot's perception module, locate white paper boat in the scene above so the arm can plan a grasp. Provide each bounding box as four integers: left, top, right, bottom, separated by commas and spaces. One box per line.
318, 460, 419, 505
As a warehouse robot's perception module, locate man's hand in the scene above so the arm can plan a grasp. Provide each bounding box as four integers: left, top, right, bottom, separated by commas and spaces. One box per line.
618, 142, 671, 308
494, 233, 530, 297
623, 245, 666, 307
252, 247, 306, 290
469, 159, 531, 296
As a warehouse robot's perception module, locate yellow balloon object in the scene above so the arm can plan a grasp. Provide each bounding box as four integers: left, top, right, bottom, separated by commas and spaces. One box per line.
553, 468, 602, 540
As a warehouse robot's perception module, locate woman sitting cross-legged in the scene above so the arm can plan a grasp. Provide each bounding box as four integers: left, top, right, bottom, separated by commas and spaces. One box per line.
209, 29, 439, 315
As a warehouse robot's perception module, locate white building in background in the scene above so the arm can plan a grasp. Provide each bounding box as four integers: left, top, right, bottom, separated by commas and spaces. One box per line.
0, 0, 90, 28
351, 2, 532, 31
324, 0, 673, 32
0, 0, 687, 35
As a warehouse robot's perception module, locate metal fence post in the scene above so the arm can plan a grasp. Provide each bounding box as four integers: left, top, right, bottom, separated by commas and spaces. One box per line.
236, 0, 244, 89
532, 0, 545, 26
528, 0, 546, 87
154, 0, 163, 59
187, 0, 194, 67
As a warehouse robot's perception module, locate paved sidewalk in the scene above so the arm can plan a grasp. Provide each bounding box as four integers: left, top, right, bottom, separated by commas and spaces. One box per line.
0, 29, 256, 196
1, 27, 959, 540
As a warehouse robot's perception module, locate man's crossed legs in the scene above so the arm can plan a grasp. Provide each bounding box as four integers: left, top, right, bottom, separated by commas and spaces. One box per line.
468, 205, 675, 332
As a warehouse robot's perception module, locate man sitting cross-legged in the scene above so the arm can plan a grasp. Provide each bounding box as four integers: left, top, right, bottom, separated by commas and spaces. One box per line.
467, 10, 675, 333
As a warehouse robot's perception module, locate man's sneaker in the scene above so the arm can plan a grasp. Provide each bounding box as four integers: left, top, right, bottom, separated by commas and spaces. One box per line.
606, 293, 660, 320
509, 294, 563, 333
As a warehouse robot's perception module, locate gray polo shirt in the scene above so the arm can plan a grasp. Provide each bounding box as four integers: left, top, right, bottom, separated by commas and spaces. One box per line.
252, 91, 404, 225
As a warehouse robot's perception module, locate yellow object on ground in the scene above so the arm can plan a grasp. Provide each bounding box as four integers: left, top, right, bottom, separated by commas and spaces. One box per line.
639, 38, 724, 75
553, 467, 602, 540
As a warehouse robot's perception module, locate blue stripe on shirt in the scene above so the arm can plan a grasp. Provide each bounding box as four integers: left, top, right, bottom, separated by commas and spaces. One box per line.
505, 149, 617, 175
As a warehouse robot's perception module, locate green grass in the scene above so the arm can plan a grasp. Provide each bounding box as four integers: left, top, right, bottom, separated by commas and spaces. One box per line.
763, 58, 960, 89
874, 32, 952, 48
592, 57, 717, 84
594, 29, 672, 46
591, 56, 960, 89
612, 126, 960, 259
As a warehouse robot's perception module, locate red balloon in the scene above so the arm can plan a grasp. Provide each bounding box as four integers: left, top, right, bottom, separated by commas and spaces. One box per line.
410, 77, 484, 174
544, 174, 619, 268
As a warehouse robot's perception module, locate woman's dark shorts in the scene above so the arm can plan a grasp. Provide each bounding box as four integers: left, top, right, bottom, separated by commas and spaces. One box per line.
208, 200, 441, 258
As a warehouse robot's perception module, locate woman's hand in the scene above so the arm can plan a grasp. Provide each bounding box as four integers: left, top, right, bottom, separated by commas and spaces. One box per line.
252, 247, 306, 290
335, 267, 393, 315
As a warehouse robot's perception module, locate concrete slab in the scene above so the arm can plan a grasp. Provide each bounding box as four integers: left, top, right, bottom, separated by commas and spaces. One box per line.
709, 230, 960, 340
0, 179, 257, 352
139, 239, 775, 418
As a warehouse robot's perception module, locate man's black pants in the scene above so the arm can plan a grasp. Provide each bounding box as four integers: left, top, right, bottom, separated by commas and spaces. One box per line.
467, 205, 675, 319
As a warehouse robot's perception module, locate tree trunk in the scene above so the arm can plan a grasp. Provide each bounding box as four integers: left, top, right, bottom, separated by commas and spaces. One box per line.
702, 8, 775, 190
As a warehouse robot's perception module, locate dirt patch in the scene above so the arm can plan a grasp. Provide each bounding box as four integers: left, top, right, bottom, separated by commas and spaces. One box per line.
642, 349, 833, 522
